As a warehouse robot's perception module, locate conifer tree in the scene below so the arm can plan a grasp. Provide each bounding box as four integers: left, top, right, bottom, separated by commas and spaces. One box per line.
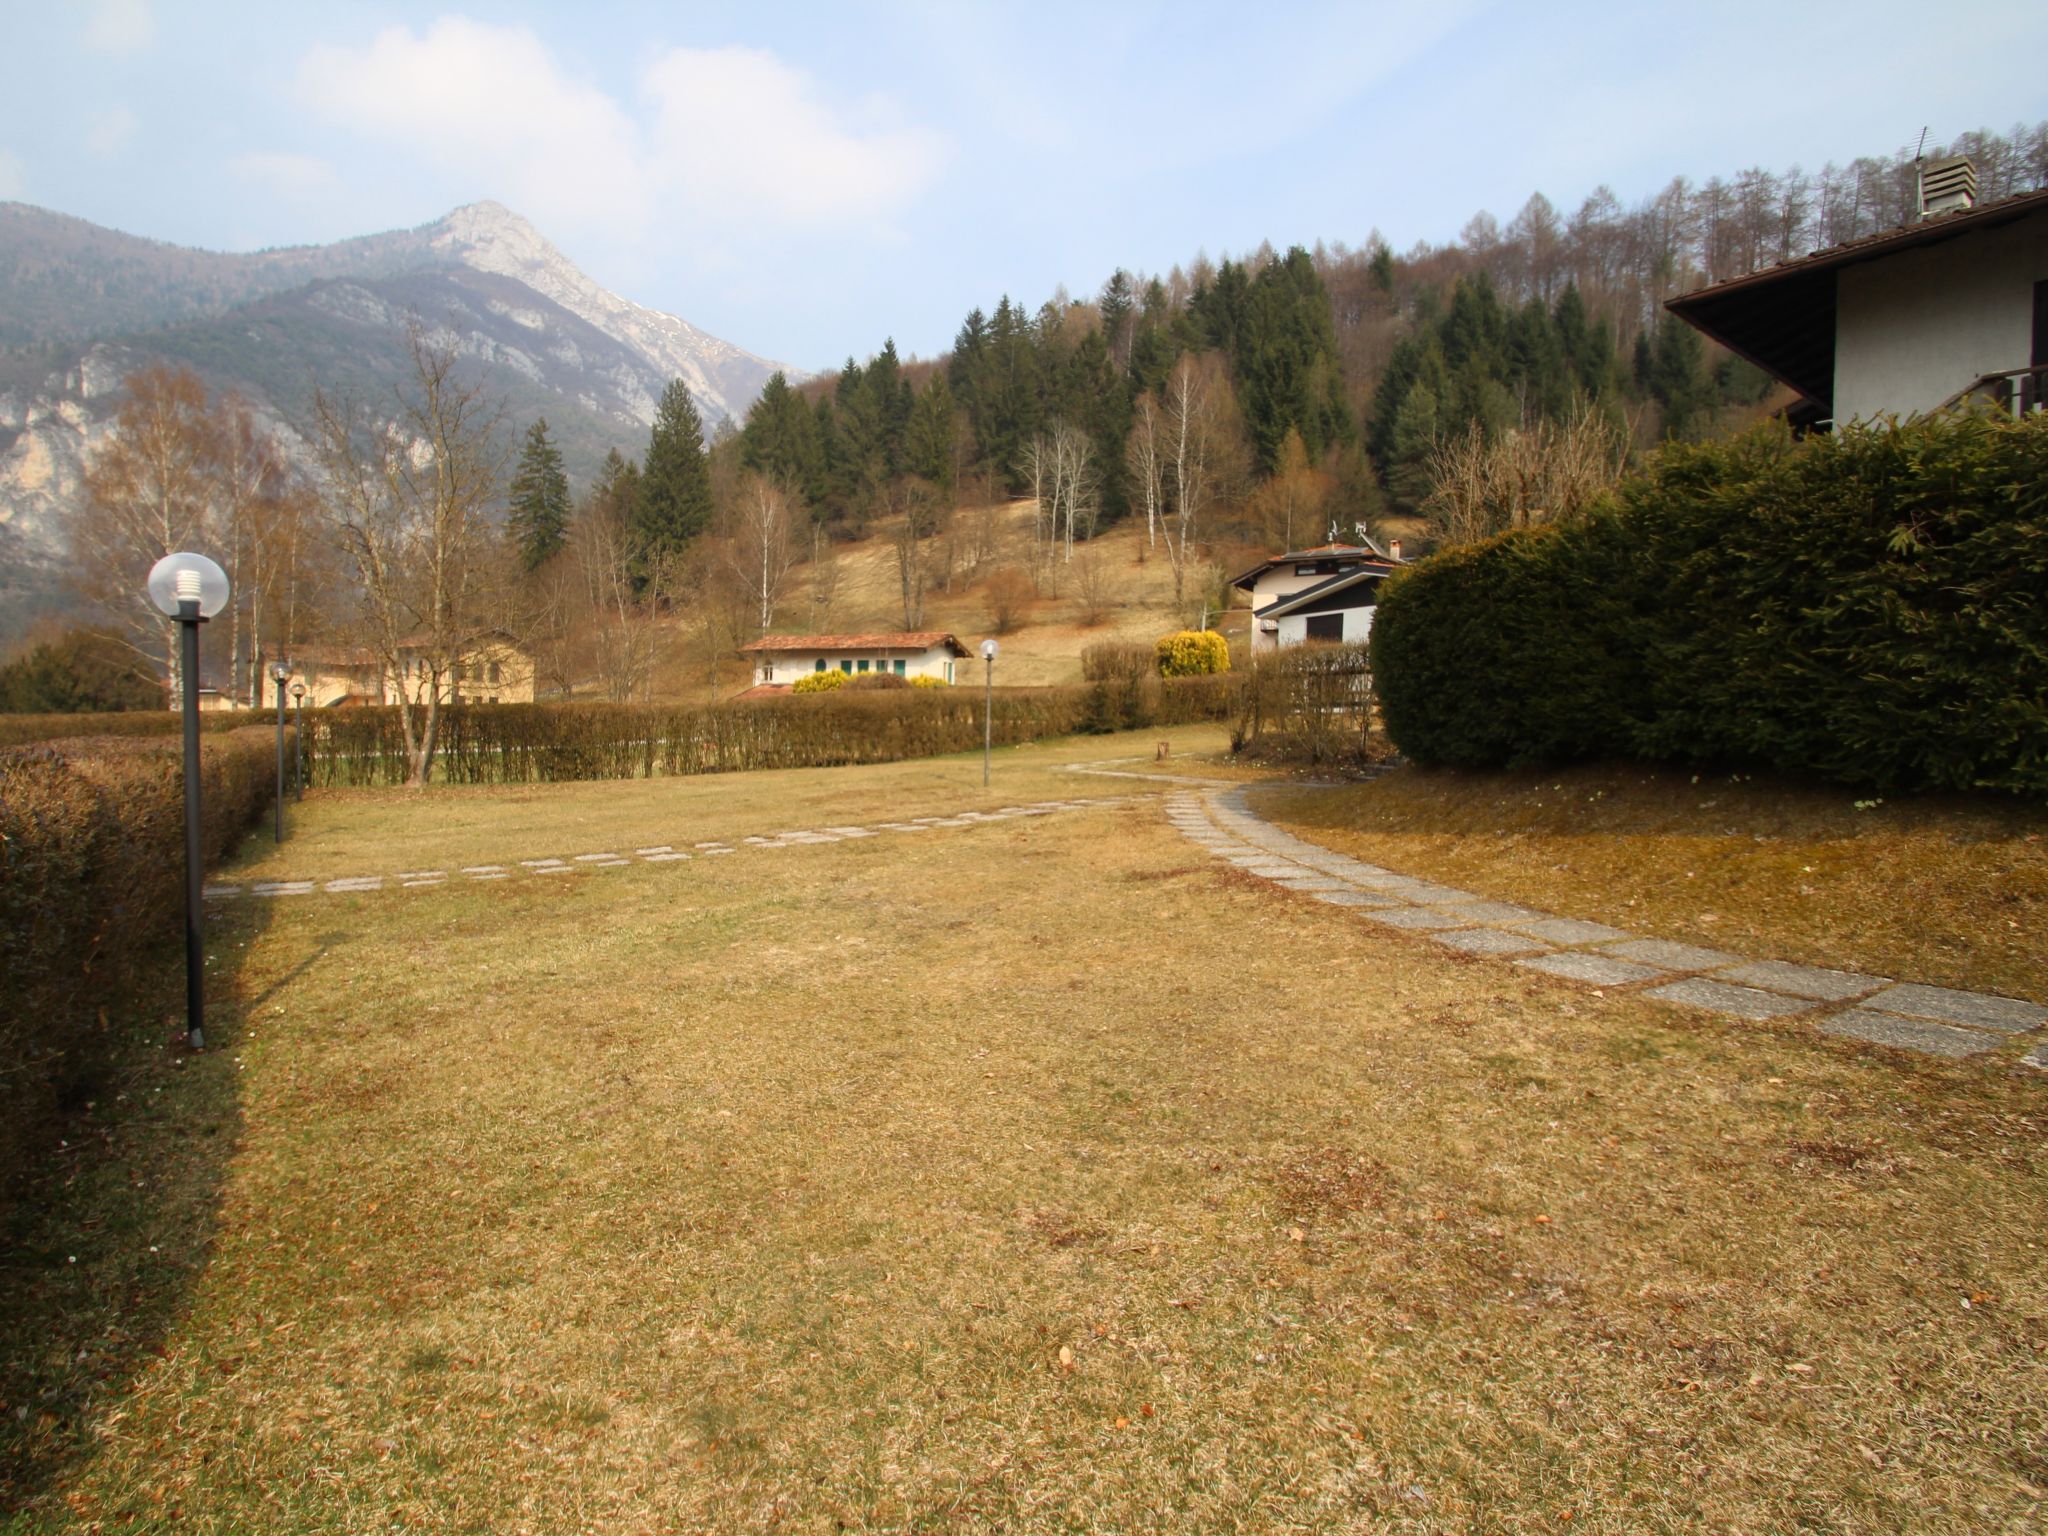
507, 417, 571, 570
906, 375, 959, 495
634, 380, 713, 572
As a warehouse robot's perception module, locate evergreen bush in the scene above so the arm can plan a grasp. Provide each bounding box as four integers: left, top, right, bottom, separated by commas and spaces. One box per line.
1371, 414, 2048, 792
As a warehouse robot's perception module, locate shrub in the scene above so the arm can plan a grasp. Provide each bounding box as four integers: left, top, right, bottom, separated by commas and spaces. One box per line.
1081, 641, 1154, 683
1156, 630, 1231, 677
985, 566, 1035, 634
791, 670, 847, 694
844, 672, 910, 690
303, 682, 1237, 786
909, 674, 950, 689
1233, 643, 1378, 765
1372, 414, 2048, 792
1, 728, 278, 1209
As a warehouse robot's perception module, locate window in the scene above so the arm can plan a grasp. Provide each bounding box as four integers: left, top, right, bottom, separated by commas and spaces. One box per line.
814, 659, 826, 673
488, 661, 502, 684
1295, 564, 1320, 576
857, 659, 871, 673
894, 659, 906, 676
840, 660, 852, 673
1305, 613, 1344, 642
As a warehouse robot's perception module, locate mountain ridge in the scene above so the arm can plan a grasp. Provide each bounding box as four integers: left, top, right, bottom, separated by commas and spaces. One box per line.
0, 200, 790, 645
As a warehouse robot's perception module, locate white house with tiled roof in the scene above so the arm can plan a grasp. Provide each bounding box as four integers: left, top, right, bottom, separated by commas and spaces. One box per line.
739, 631, 970, 689
1228, 539, 1405, 655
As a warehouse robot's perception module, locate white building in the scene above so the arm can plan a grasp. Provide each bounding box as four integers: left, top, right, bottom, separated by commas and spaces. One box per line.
739, 631, 969, 690
1667, 161, 2048, 427
1228, 541, 1404, 655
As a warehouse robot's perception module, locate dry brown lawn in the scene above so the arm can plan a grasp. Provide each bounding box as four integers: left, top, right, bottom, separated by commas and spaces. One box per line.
1258, 760, 2048, 1004
4, 732, 2045, 1533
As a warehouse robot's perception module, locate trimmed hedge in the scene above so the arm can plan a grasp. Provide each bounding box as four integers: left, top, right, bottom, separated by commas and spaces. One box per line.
1371, 414, 2048, 792
1, 728, 279, 1205
307, 678, 1237, 786
0, 710, 252, 749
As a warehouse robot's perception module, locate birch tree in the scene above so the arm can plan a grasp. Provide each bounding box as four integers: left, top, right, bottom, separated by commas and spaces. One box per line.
312, 321, 510, 786
1162, 354, 1233, 610
1126, 394, 1164, 552
721, 473, 798, 633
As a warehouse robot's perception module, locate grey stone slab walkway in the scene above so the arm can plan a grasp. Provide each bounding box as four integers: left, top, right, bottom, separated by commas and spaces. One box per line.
1068, 761, 2048, 1067
204, 796, 1143, 903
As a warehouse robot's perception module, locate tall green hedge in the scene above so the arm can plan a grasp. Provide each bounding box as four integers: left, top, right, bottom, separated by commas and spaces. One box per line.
1371, 414, 2048, 792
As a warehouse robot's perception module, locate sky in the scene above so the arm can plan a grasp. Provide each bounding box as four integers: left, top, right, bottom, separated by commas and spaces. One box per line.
5, 0, 2046, 372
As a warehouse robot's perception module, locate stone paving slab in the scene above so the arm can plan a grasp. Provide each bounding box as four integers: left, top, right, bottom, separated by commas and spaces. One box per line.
1713, 959, 1886, 1001
1433, 927, 1553, 957
1373, 879, 1477, 903
1090, 762, 2048, 1064
1515, 952, 1669, 987
1645, 978, 1815, 1020
1821, 1009, 2002, 1059
1858, 984, 2047, 1034
1363, 907, 1473, 931
1507, 916, 1634, 946
1433, 899, 1547, 924
1602, 938, 1744, 971
1270, 878, 1355, 892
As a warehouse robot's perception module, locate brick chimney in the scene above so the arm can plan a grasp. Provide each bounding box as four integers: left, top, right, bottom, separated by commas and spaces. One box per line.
1389, 538, 1404, 561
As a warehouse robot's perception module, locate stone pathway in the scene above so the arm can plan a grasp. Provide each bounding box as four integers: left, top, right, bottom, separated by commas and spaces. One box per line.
1069, 763, 2048, 1068
203, 796, 1143, 903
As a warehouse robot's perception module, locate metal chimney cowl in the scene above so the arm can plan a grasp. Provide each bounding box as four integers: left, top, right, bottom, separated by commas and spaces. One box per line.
1919, 155, 1978, 219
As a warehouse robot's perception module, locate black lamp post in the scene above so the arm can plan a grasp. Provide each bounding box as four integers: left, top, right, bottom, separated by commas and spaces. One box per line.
269, 660, 291, 843
147, 552, 229, 1052
980, 638, 998, 788
291, 682, 306, 801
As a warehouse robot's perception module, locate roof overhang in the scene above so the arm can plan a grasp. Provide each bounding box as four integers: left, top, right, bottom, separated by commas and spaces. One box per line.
1257, 564, 1390, 619
1663, 187, 2048, 417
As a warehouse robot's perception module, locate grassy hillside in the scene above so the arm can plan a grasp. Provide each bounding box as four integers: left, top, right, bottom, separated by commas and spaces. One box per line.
665, 501, 1266, 695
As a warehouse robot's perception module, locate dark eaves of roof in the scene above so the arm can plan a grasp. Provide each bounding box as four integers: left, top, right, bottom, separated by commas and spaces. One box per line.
1255, 563, 1391, 619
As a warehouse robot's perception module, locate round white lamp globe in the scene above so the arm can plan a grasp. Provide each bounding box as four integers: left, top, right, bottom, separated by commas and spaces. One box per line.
146, 552, 230, 619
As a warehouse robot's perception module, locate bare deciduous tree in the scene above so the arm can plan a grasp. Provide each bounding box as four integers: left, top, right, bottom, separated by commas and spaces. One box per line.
1162, 354, 1241, 609
1127, 394, 1164, 553
1421, 404, 1631, 548
570, 499, 674, 703
721, 472, 798, 634
73, 367, 224, 698
312, 321, 511, 786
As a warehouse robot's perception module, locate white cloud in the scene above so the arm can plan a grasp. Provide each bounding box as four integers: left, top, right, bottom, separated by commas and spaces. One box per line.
86, 107, 136, 158
82, 0, 153, 54
640, 46, 947, 230
0, 149, 24, 200
229, 151, 341, 201
293, 19, 945, 248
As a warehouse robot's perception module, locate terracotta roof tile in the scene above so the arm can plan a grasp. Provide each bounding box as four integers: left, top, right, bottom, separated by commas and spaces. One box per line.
740, 631, 968, 655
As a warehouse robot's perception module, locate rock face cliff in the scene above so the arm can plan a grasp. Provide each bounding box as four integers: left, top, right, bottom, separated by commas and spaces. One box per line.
0, 201, 787, 643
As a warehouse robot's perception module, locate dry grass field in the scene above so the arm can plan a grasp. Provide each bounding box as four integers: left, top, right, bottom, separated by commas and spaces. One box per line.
3, 729, 2045, 1533
1259, 761, 2048, 1004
